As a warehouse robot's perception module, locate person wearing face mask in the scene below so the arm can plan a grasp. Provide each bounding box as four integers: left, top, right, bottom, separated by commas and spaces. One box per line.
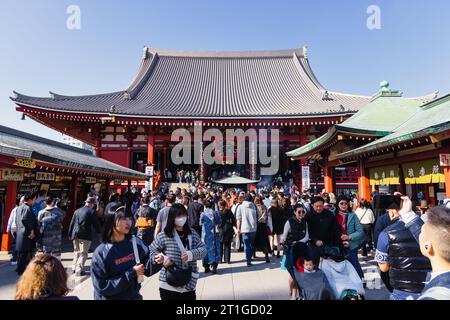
91, 207, 161, 300
280, 203, 310, 300
149, 204, 207, 300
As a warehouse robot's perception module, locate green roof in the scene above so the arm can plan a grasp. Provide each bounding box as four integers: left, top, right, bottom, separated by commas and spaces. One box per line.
337, 94, 450, 159
286, 90, 430, 158
336, 95, 424, 135
286, 127, 337, 158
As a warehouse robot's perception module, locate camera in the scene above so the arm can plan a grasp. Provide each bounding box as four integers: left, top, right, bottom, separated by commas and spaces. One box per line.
373, 194, 402, 211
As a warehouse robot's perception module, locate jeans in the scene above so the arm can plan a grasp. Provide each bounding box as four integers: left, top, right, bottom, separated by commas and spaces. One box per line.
390, 289, 421, 300
346, 248, 364, 279
242, 232, 256, 264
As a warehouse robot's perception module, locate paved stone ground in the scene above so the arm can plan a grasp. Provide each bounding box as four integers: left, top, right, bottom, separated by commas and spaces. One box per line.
0, 243, 389, 300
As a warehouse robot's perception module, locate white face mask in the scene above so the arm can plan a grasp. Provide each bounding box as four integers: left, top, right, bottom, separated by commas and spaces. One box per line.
175, 216, 187, 227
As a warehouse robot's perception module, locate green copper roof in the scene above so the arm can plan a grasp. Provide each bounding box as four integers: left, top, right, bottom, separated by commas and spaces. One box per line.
337, 94, 424, 135
337, 93, 450, 159
286, 89, 431, 158
286, 127, 337, 158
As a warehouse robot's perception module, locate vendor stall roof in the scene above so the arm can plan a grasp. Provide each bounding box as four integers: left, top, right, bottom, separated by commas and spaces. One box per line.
0, 125, 149, 179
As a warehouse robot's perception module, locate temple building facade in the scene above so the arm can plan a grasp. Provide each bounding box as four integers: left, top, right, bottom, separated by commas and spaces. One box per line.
11, 46, 435, 192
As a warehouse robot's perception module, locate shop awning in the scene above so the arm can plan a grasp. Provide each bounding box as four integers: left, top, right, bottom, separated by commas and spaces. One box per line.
402, 159, 445, 184
369, 165, 400, 185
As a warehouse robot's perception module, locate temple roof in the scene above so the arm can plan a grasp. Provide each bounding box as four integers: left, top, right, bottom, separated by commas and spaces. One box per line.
0, 125, 149, 179
11, 46, 376, 119
336, 93, 450, 160
286, 83, 437, 159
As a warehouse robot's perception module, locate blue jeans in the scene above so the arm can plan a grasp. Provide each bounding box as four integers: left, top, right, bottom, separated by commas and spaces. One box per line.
242, 232, 256, 264
346, 248, 364, 279
390, 289, 421, 300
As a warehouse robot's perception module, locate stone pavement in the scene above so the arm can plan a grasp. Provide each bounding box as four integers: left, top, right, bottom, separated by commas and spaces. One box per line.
1, 247, 389, 300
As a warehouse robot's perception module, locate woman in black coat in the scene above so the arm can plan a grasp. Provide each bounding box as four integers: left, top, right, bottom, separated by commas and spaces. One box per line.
15, 192, 40, 275
218, 200, 236, 264
269, 199, 284, 258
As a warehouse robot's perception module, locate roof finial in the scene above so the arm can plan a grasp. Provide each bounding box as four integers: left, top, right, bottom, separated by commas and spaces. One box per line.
380, 80, 389, 92
142, 46, 149, 60
110, 105, 116, 113
302, 46, 308, 59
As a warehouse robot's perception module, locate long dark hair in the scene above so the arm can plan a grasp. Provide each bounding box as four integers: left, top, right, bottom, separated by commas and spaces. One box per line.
164, 203, 191, 238
102, 207, 132, 243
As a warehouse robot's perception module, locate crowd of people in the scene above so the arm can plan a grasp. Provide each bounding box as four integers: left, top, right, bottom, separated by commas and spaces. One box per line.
6, 181, 450, 300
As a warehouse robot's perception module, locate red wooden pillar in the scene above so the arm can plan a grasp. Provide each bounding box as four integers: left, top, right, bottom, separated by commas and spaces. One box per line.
163, 144, 169, 171
147, 130, 155, 166
358, 159, 371, 201
94, 139, 102, 158
324, 165, 334, 194
444, 166, 450, 198
1, 181, 18, 252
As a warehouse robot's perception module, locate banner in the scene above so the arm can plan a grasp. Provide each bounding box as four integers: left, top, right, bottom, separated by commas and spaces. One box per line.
86, 176, 97, 184
403, 159, 445, 184
36, 172, 55, 181
0, 168, 24, 181
301, 166, 310, 189
369, 165, 400, 185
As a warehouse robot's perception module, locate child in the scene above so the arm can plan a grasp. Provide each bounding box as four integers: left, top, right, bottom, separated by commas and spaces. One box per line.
303, 258, 316, 273
293, 256, 335, 300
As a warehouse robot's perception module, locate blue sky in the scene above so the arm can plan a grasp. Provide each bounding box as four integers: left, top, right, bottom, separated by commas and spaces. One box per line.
1, 0, 449, 141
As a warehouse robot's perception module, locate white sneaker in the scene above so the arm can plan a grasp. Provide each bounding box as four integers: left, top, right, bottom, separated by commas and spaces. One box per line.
10, 261, 17, 265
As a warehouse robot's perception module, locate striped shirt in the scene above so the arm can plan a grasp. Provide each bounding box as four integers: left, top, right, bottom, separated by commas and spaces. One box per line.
149, 229, 206, 292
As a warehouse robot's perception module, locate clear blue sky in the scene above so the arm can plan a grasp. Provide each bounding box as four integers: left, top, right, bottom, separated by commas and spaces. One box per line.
1, 0, 449, 141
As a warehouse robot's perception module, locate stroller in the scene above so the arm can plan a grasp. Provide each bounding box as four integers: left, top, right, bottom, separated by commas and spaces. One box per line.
286, 241, 335, 300
287, 242, 365, 300
319, 246, 365, 300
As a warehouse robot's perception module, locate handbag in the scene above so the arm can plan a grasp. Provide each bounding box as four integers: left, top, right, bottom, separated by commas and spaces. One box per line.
165, 231, 193, 287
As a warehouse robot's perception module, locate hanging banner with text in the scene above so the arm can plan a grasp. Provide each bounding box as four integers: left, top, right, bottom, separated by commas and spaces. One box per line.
403, 159, 445, 184
0, 168, 24, 181
301, 166, 310, 189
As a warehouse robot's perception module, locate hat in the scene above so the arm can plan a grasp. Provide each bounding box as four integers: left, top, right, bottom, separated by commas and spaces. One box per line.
85, 197, 96, 204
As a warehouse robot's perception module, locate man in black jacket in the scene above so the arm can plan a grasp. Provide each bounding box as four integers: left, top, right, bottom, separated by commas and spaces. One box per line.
69, 197, 101, 276
187, 192, 204, 236
15, 192, 39, 275
375, 196, 431, 300
305, 196, 341, 253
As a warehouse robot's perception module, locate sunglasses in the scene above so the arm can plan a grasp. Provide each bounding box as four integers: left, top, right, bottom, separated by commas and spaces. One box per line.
339, 202, 348, 205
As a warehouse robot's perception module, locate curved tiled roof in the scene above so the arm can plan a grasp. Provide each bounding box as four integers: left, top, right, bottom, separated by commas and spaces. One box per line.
0, 125, 149, 179
12, 46, 374, 119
